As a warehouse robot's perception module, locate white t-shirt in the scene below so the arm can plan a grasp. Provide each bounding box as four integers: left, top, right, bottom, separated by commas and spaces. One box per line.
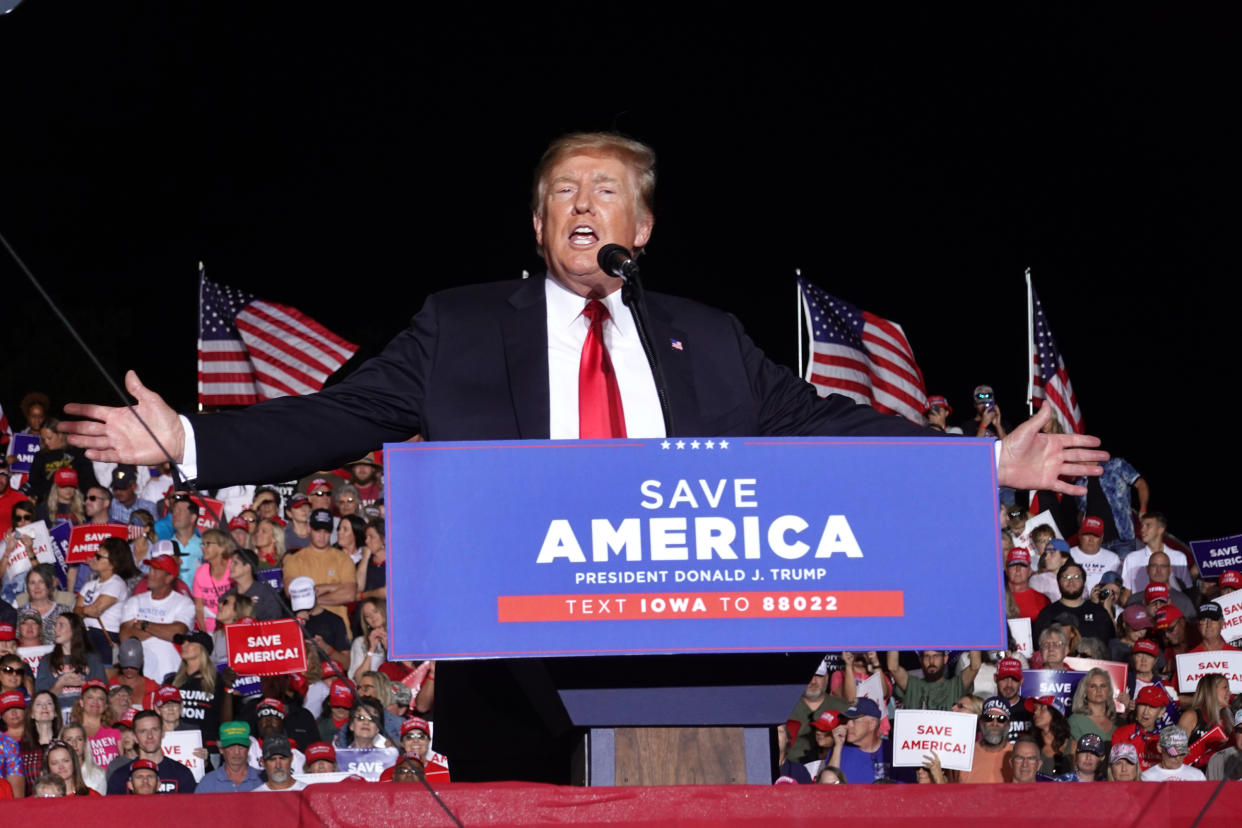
1069, 547, 1121, 592
1141, 763, 1206, 782
81, 574, 129, 633
1121, 545, 1192, 593
121, 590, 196, 681
252, 779, 308, 792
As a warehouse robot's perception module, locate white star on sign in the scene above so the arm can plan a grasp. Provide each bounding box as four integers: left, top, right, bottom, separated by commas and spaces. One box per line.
675, 440, 685, 450
718, 440, 729, 449
660, 440, 670, 450
705, 440, 715, 449
690, 440, 700, 449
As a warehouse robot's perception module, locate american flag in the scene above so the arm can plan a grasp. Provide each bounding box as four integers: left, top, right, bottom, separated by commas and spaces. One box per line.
798, 279, 928, 424
197, 270, 358, 407
1027, 274, 1083, 434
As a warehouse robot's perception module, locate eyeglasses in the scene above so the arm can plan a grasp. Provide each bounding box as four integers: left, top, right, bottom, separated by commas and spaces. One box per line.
981, 714, 1010, 724
310, 490, 331, 497
1, 666, 23, 674
94, 552, 108, 560
14, 514, 34, 524
1059, 573, 1083, 582
352, 713, 376, 723
1012, 754, 1041, 763
404, 732, 429, 741
338, 497, 356, 504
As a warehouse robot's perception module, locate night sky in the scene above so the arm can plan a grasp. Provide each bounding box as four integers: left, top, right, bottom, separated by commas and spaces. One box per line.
1, 5, 1236, 539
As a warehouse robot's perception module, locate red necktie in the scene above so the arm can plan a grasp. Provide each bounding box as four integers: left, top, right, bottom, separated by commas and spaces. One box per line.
579, 299, 627, 438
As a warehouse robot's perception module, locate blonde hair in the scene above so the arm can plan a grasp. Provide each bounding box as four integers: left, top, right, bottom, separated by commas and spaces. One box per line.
531, 132, 656, 224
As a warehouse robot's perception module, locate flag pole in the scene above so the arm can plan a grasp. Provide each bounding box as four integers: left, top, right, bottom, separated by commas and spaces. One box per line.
197, 262, 205, 413
1025, 267, 1034, 418
795, 269, 803, 381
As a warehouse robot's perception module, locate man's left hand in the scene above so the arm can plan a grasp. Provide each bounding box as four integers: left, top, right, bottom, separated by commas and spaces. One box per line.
997, 405, 1107, 495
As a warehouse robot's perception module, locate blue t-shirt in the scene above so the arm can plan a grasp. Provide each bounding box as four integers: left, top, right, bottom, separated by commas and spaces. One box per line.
838, 739, 893, 784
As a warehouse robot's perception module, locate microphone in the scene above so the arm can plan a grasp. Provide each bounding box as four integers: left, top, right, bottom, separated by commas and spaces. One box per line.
597, 244, 639, 280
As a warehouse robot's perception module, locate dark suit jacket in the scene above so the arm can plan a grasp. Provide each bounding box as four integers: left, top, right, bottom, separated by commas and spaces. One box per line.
189, 276, 927, 487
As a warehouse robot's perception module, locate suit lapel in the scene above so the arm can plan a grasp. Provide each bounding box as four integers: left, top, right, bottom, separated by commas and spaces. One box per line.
502, 278, 551, 439
642, 296, 700, 436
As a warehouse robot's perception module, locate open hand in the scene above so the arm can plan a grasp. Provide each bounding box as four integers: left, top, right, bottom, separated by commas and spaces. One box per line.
997, 405, 1108, 495
61, 371, 186, 465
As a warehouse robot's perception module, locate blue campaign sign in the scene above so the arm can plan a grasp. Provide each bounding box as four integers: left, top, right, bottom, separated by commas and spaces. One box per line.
258, 568, 284, 592
1190, 533, 1242, 579
10, 434, 39, 473
385, 436, 1005, 660
1020, 669, 1086, 713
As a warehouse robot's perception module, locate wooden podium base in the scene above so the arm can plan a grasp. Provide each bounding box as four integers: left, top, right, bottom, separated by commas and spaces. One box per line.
588, 726, 772, 786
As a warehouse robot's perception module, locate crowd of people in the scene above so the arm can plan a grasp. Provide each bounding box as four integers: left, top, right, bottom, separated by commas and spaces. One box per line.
0, 376, 1233, 797
0, 390, 445, 797
776, 388, 1240, 785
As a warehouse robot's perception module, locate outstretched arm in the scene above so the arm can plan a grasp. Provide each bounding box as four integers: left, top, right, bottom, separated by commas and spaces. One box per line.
996, 405, 1107, 495
61, 371, 186, 465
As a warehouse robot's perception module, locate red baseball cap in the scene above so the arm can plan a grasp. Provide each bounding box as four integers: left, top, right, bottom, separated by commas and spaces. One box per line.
82, 678, 110, 694
1132, 638, 1160, 657
117, 707, 138, 728
1023, 695, 1057, 714
0, 623, 14, 642
308, 478, 332, 494
1135, 685, 1169, 708
228, 516, 250, 531
155, 685, 181, 706
1006, 547, 1032, 567
321, 660, 343, 678
1144, 583, 1170, 605
996, 657, 1023, 681
130, 758, 160, 775
0, 691, 26, 714
288, 673, 309, 697
329, 680, 354, 709
925, 395, 952, 415
256, 698, 286, 719
305, 742, 336, 764
54, 467, 80, 488
809, 710, 840, 732
1154, 605, 1184, 629
147, 554, 180, 577
1080, 516, 1104, 536
400, 717, 431, 738
1220, 571, 1242, 589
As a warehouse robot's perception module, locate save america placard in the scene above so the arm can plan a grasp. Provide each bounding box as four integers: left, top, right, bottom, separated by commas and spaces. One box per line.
385, 436, 1003, 660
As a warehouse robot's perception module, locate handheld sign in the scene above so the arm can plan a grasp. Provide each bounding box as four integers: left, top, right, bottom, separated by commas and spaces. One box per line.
1215, 588, 1242, 645
225, 618, 307, 676
892, 709, 978, 772
16, 520, 58, 566
1007, 617, 1033, 659
66, 524, 129, 565
9, 434, 39, 473
89, 731, 120, 767
2, 537, 34, 579
258, 568, 284, 593
1175, 651, 1242, 693
385, 436, 1003, 660
1063, 657, 1129, 714
335, 747, 398, 781
1020, 669, 1085, 713
161, 730, 206, 781
189, 495, 224, 532
1190, 533, 1242, 580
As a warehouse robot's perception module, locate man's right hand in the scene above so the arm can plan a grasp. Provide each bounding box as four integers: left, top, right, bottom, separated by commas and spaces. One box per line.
61, 370, 185, 465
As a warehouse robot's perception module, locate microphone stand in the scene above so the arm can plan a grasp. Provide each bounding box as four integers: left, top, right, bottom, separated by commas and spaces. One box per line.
618, 264, 675, 438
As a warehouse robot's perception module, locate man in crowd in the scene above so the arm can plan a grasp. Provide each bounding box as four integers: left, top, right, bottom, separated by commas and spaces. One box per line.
1111, 684, 1168, 772
1032, 562, 1115, 644
786, 657, 848, 764
61, 131, 1108, 783
1190, 602, 1236, 652
110, 638, 159, 704
345, 454, 383, 506
1056, 733, 1105, 782
304, 742, 338, 774
1155, 606, 1193, 669
1008, 736, 1043, 784
837, 698, 891, 783
196, 721, 262, 793
282, 509, 355, 627
248, 697, 306, 774
957, 697, 1014, 782
1121, 512, 1191, 593
289, 576, 350, 670
962, 385, 1009, 438
1069, 517, 1121, 593
1006, 547, 1048, 620
118, 554, 195, 682
887, 649, 980, 711
994, 658, 1032, 741
109, 464, 158, 525
167, 496, 203, 582
107, 709, 197, 793
1077, 456, 1147, 555
252, 733, 307, 792
1141, 726, 1206, 781
1126, 555, 1197, 621
126, 759, 162, 795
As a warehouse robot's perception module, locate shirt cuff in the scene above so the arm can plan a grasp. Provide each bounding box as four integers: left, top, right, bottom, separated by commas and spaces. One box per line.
179, 415, 199, 482
994, 440, 1001, 471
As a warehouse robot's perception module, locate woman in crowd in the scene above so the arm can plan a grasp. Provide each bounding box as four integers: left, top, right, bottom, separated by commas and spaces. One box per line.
59, 723, 106, 794
168, 630, 221, 750
1027, 697, 1073, 777
69, 679, 120, 766
915, 750, 946, 784
335, 485, 362, 520
1109, 605, 1154, 663
1178, 672, 1234, 767
17, 565, 69, 646
15, 609, 43, 651
36, 613, 105, 716
41, 739, 95, 796
107, 684, 131, 723
35, 468, 85, 529
951, 695, 984, 717
2, 691, 32, 786
816, 766, 847, 784
253, 517, 286, 568
1068, 668, 1119, 752
75, 536, 132, 661
1028, 539, 1070, 602
1106, 742, 1141, 781
128, 509, 158, 575
193, 528, 234, 633
356, 518, 387, 601
335, 513, 367, 566
349, 597, 388, 681
1, 501, 39, 605
22, 690, 62, 779
335, 696, 394, 750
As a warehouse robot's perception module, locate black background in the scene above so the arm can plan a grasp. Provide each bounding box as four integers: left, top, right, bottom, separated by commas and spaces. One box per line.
1, 4, 1236, 537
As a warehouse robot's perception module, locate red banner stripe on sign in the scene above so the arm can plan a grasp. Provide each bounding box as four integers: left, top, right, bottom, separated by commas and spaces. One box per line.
225, 618, 308, 676
497, 590, 904, 622
66, 524, 130, 565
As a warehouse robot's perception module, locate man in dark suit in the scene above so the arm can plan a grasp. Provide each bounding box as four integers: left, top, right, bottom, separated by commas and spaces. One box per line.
63, 132, 1106, 782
